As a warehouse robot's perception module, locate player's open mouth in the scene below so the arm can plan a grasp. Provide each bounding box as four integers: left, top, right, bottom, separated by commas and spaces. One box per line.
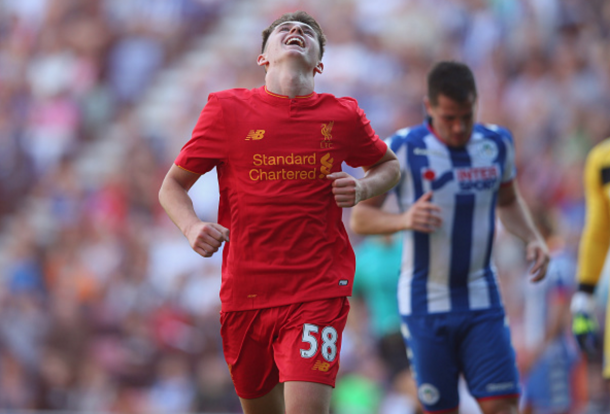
285, 36, 305, 48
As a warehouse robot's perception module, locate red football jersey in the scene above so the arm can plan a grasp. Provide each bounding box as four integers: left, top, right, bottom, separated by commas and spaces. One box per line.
175, 86, 387, 311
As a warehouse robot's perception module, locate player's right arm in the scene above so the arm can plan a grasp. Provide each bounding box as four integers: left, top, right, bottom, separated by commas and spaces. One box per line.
350, 191, 442, 235
158, 164, 229, 258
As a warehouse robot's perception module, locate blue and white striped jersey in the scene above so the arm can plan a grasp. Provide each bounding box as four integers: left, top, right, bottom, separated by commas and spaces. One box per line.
388, 121, 516, 316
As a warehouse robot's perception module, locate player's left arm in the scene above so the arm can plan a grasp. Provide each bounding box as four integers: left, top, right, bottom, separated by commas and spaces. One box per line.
576, 146, 610, 289
328, 147, 400, 208
496, 181, 550, 282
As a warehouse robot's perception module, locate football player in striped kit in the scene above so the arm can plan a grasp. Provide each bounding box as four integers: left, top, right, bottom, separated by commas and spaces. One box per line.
351, 61, 549, 414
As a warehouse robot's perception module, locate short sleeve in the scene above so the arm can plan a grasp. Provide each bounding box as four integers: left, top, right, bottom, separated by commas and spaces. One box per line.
385, 130, 409, 172
344, 104, 387, 168
175, 94, 227, 174
499, 128, 516, 184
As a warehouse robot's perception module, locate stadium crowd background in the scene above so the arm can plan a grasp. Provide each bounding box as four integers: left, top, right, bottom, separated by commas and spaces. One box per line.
0, 0, 609, 413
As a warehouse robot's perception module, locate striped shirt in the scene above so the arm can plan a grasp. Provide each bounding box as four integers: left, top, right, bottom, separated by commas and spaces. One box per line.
388, 121, 516, 315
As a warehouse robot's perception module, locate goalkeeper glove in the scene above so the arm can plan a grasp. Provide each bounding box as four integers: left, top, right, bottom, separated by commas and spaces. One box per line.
570, 290, 600, 356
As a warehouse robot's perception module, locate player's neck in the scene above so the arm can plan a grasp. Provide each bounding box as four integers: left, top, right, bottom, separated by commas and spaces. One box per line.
265, 65, 315, 98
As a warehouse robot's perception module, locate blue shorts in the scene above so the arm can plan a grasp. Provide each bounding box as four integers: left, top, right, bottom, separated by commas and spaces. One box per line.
402, 309, 520, 412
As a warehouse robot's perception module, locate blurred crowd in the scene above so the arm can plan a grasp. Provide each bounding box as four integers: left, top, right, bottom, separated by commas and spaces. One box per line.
0, 0, 609, 413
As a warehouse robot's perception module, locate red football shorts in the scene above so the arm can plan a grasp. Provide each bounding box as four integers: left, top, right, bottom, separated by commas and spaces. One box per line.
220, 297, 350, 399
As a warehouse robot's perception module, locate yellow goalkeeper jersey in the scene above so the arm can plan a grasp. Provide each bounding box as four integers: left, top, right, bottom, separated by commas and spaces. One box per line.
577, 138, 610, 378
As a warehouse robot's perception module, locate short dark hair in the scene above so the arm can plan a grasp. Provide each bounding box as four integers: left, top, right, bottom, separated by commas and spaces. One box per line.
427, 61, 477, 105
261, 11, 326, 59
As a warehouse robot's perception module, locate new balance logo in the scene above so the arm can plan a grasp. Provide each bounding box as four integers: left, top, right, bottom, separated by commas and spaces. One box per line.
312, 360, 331, 372
246, 130, 265, 140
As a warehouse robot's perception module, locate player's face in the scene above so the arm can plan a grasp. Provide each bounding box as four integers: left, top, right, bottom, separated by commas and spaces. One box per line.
259, 21, 323, 73
425, 93, 476, 148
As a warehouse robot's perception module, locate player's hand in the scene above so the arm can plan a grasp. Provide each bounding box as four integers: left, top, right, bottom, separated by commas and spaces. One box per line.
327, 172, 363, 208
570, 291, 600, 357
525, 239, 549, 282
185, 221, 230, 258
402, 191, 442, 233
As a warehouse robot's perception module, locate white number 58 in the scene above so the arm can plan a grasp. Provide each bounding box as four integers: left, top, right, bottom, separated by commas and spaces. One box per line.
300, 323, 338, 362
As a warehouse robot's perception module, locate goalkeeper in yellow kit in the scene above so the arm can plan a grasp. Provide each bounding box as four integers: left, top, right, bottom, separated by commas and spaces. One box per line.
571, 139, 610, 380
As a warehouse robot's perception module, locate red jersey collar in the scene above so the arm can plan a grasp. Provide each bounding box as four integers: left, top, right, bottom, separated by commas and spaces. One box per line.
259, 86, 317, 105
264, 85, 315, 99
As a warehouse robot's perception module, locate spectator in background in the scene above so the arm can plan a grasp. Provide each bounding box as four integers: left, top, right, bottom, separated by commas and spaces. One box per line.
351, 233, 422, 414
107, 19, 164, 105
353, 234, 407, 383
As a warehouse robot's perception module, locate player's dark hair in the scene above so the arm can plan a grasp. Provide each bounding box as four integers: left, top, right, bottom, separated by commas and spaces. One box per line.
261, 11, 326, 59
427, 61, 477, 105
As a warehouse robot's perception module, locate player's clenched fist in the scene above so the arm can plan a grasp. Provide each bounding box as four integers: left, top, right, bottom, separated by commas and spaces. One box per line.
327, 172, 363, 208
185, 222, 230, 258
403, 191, 442, 233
